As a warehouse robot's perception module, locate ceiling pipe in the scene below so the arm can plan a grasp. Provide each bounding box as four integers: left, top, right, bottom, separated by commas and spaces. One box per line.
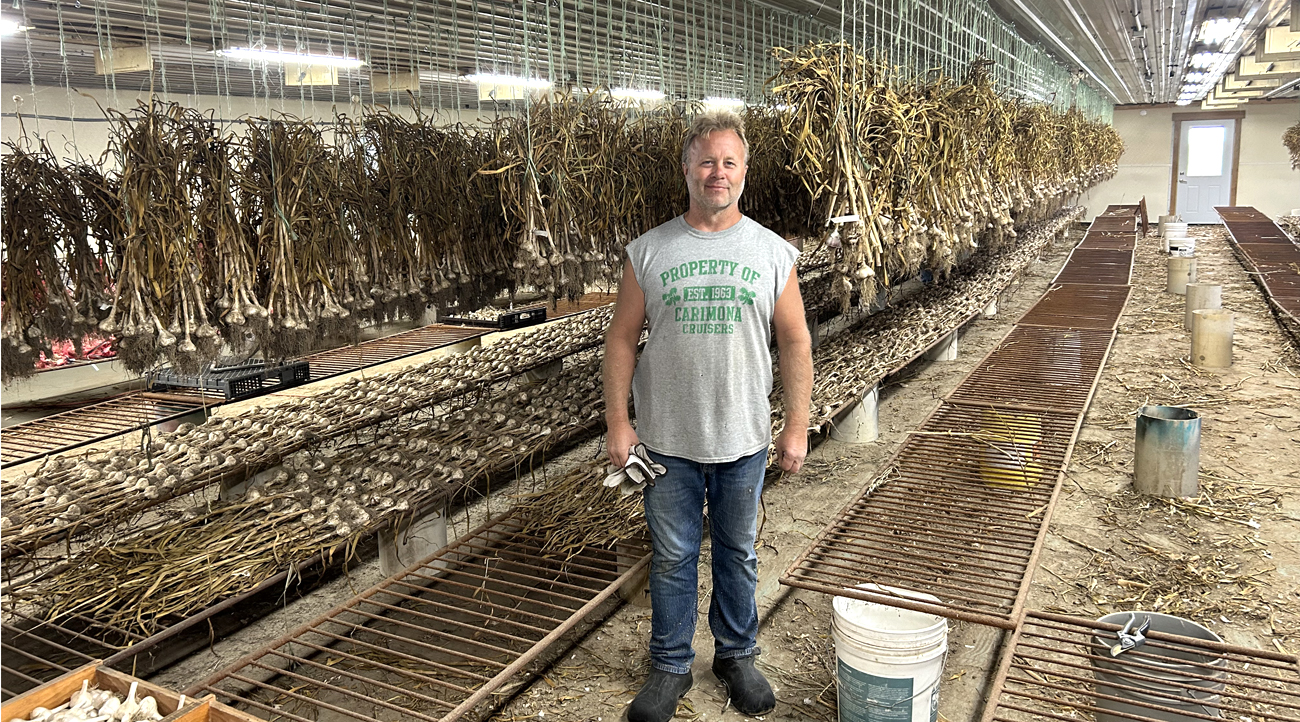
1062, 0, 1138, 102
1132, 0, 1157, 100
1005, 0, 1125, 103
1263, 73, 1300, 96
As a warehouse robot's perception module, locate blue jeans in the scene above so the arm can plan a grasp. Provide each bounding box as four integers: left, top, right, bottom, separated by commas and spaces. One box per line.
641, 448, 766, 674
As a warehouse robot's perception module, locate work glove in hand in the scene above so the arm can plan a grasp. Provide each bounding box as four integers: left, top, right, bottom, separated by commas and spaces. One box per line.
603, 443, 667, 497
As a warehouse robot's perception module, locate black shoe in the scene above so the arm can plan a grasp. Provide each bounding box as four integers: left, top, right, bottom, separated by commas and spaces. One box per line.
712, 653, 775, 716
628, 668, 693, 722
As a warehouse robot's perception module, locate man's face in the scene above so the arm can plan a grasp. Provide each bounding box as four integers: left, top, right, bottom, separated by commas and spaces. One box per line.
682, 130, 747, 214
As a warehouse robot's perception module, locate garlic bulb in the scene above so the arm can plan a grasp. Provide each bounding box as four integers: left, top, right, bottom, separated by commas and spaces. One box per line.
70, 681, 95, 710
136, 696, 160, 721
114, 682, 139, 722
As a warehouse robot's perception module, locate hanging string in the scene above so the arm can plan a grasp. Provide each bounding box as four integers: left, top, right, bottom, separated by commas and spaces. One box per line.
471, 0, 482, 113
182, 0, 197, 108
55, 1, 77, 154
272, 5, 288, 114
209, 0, 234, 121
605, 0, 614, 89
362, 14, 376, 110
94, 0, 120, 115
542, 0, 554, 89
145, 0, 170, 101
445, 18, 459, 113
346, 3, 365, 114
20, 0, 40, 136
293, 9, 307, 118
618, 0, 629, 90
558, 0, 568, 92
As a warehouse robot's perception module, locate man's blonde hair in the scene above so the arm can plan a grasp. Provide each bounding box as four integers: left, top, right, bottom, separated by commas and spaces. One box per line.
680, 110, 749, 166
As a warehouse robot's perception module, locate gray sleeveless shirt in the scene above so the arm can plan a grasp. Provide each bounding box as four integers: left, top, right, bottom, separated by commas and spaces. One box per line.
626, 215, 798, 463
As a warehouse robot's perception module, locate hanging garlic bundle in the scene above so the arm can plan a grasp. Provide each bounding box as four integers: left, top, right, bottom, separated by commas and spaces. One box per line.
770, 44, 1121, 312
1282, 121, 1299, 171
0, 141, 104, 382
97, 101, 227, 374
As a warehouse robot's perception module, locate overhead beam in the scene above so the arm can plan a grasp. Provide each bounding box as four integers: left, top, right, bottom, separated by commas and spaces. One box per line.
1237, 54, 1300, 78
1221, 72, 1284, 89
1258, 25, 1300, 61
94, 45, 152, 74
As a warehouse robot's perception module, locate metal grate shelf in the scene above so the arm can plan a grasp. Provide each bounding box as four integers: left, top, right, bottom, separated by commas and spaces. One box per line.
1077, 233, 1136, 250
0, 393, 218, 468
1235, 244, 1300, 299
300, 324, 485, 381
1088, 217, 1138, 233
782, 402, 1079, 628
984, 611, 1300, 722
1053, 248, 1134, 285
1217, 207, 1300, 347
1219, 220, 1291, 242
1018, 284, 1132, 330
1, 609, 135, 699
0, 299, 617, 471
784, 206, 1136, 630
192, 511, 650, 722
947, 326, 1115, 413
1215, 206, 1270, 222
547, 292, 618, 318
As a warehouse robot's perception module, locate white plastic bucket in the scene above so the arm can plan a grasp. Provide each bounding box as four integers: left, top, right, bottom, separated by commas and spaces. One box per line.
1168, 236, 1196, 256
831, 585, 948, 722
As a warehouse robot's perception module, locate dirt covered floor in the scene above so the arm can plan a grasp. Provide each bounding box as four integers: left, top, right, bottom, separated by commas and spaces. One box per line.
482, 224, 1299, 722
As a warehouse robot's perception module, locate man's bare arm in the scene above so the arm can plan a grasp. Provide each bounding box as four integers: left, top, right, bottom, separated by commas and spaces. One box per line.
602, 259, 647, 467
773, 265, 812, 473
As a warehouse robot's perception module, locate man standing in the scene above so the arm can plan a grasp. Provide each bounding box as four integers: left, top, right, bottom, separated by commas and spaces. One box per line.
602, 110, 813, 722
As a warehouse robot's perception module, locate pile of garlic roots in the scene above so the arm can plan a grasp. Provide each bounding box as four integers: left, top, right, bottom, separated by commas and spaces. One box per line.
12, 680, 171, 722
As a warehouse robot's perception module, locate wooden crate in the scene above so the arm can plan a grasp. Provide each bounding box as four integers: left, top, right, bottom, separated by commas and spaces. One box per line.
171, 699, 261, 722
1, 662, 186, 722
0, 662, 256, 722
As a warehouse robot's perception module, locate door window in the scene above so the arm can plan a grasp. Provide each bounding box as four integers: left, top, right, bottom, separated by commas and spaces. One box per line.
1186, 125, 1225, 176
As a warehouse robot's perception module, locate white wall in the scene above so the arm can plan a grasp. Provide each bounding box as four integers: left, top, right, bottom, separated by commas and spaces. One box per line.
1081, 99, 1300, 220
0, 83, 504, 163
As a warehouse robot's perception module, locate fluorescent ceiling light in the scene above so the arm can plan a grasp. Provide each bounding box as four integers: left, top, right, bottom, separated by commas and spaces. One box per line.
610, 87, 665, 101
703, 96, 745, 108
463, 73, 550, 89
1182, 72, 1208, 83
1189, 52, 1227, 70
1, 17, 29, 34
218, 47, 365, 68
1175, 99, 1193, 105
1198, 17, 1243, 47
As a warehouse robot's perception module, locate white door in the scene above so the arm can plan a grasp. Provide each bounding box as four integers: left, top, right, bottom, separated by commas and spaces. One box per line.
1175, 119, 1235, 223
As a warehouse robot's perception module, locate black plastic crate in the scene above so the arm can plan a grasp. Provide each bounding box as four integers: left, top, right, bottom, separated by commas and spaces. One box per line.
444, 304, 547, 330
273, 361, 312, 386
151, 359, 310, 401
